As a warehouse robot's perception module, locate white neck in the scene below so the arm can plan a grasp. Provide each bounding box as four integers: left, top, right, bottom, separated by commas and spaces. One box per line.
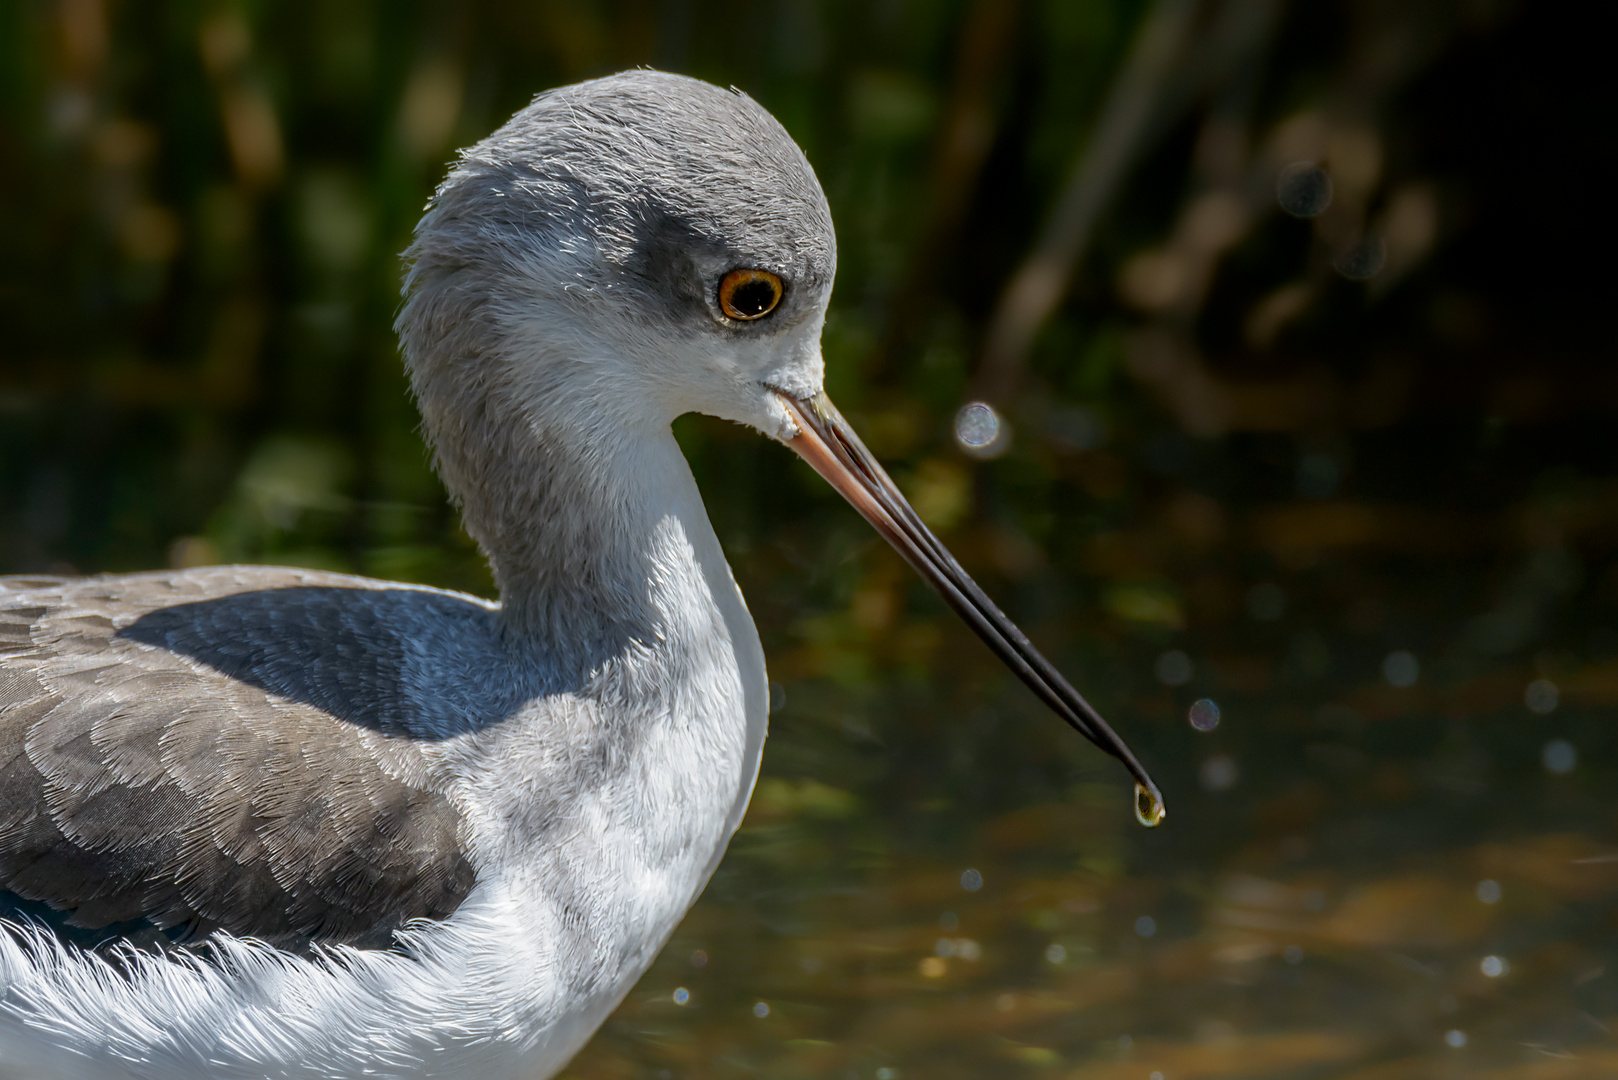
440, 368, 771, 1034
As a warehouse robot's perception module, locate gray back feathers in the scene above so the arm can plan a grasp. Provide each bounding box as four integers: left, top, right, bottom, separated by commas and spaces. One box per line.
0, 570, 484, 947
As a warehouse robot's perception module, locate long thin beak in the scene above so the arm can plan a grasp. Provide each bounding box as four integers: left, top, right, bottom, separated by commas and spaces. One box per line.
778, 391, 1165, 827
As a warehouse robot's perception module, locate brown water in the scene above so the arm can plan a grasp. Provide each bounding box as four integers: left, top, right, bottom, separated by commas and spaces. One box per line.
571, 712, 1615, 1078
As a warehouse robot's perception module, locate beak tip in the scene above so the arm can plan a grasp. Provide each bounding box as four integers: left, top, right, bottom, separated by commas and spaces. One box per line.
1134, 782, 1167, 828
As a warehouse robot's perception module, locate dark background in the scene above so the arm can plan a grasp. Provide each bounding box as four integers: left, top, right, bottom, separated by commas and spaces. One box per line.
3, 1, 1616, 1077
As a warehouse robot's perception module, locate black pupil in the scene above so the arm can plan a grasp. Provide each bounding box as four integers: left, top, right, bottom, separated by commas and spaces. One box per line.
729, 278, 777, 317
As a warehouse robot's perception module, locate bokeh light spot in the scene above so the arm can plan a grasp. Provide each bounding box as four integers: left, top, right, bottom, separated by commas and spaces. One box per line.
1543, 738, 1577, 774
1277, 161, 1333, 217
1524, 678, 1559, 714
1383, 650, 1419, 687
954, 402, 1008, 458
1188, 698, 1221, 732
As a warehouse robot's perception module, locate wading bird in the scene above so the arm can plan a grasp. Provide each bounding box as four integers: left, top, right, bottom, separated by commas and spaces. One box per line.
0, 71, 1161, 1080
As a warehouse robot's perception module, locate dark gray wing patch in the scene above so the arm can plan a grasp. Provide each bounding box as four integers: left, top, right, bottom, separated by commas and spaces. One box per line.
0, 570, 495, 949
117, 584, 523, 738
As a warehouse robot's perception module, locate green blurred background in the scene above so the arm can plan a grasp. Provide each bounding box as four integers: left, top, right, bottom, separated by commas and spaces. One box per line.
3, 1, 1616, 1077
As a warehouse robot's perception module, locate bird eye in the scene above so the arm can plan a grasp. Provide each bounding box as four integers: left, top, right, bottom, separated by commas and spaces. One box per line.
718, 269, 784, 321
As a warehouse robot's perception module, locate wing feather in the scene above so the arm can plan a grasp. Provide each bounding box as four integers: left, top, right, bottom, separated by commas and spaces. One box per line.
0, 569, 484, 948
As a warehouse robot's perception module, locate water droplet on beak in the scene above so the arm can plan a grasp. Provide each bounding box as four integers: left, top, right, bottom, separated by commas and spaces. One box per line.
1134, 783, 1166, 827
